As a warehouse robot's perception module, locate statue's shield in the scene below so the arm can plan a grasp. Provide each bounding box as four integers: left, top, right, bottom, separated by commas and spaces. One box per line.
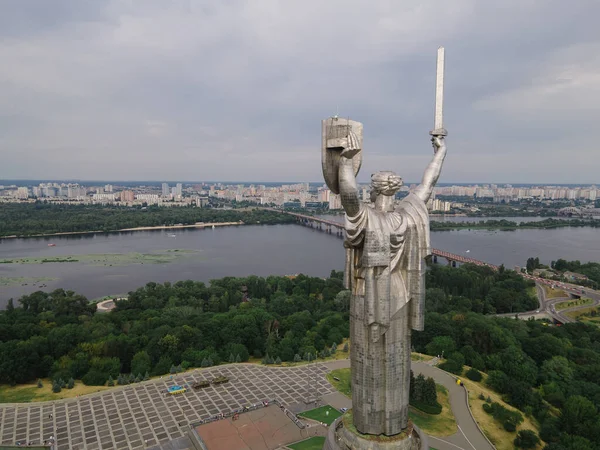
321, 117, 363, 194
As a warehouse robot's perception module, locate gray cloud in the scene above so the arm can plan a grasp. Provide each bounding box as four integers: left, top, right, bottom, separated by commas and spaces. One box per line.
0, 0, 598, 183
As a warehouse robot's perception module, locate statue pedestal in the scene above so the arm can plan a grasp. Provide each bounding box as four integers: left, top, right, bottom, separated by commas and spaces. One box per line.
323, 415, 427, 450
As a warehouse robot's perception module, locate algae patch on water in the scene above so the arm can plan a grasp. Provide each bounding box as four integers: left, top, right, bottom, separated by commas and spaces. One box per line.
0, 249, 203, 267
0, 276, 58, 287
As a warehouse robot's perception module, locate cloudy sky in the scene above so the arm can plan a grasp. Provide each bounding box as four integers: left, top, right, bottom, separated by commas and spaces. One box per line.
1, 0, 598, 183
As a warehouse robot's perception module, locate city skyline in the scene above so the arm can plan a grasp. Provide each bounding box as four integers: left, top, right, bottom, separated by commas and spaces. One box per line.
1, 1, 599, 183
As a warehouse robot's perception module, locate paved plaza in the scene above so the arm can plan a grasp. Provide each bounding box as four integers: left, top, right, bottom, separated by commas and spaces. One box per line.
195, 405, 311, 450
0, 363, 334, 450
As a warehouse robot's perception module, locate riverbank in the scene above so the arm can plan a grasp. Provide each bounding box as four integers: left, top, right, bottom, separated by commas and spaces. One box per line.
0, 221, 243, 240
430, 217, 600, 231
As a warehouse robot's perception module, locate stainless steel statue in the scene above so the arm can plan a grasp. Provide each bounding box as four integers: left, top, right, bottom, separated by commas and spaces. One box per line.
321, 48, 448, 438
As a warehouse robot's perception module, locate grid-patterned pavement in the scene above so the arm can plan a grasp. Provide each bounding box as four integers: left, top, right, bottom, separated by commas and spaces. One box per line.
0, 363, 334, 450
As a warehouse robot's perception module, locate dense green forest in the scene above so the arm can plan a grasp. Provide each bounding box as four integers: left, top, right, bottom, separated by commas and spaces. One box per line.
0, 203, 295, 237
425, 263, 538, 314
0, 272, 348, 386
1, 265, 600, 448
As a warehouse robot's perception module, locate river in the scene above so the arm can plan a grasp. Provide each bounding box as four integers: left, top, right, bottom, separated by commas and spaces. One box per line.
1, 220, 599, 308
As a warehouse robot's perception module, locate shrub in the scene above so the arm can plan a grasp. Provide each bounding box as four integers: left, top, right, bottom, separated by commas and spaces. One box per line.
169, 365, 177, 374
478, 393, 485, 401
107, 376, 115, 387
37, 379, 43, 388
52, 383, 61, 393
235, 354, 241, 363
275, 356, 282, 365
410, 400, 442, 415
482, 401, 524, 432
486, 370, 509, 392
514, 430, 540, 448
293, 354, 302, 362
229, 353, 235, 363
152, 356, 173, 376
67, 378, 75, 389
439, 352, 465, 375
143, 371, 150, 381
82, 370, 109, 386
466, 368, 482, 382
343, 343, 349, 352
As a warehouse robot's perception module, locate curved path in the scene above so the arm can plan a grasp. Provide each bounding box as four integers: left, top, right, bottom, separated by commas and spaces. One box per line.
494, 282, 600, 323
322, 360, 494, 450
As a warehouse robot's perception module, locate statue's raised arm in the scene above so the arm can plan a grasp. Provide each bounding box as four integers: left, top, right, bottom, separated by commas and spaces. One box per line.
321, 118, 364, 217
413, 135, 447, 203
337, 132, 362, 217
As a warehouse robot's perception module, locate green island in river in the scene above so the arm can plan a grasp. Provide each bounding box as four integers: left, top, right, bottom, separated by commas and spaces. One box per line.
1, 203, 599, 238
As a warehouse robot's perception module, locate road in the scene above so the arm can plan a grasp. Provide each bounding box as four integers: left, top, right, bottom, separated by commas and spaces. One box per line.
495, 281, 600, 324
322, 360, 494, 450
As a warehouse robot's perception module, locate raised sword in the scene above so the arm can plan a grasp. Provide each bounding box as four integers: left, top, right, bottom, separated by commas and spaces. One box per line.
430, 46, 447, 137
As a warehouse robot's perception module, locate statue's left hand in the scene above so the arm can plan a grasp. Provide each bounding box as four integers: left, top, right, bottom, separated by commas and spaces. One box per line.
431, 136, 446, 154
340, 131, 361, 159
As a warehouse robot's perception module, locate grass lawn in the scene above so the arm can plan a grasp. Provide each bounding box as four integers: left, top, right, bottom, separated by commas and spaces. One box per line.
565, 305, 600, 321
409, 385, 457, 437
298, 406, 342, 425
326, 369, 351, 397
411, 352, 434, 362
287, 436, 326, 450
0, 379, 113, 403
555, 297, 593, 311
325, 368, 457, 437
459, 371, 543, 450
0, 447, 49, 450
247, 339, 351, 367
543, 285, 567, 299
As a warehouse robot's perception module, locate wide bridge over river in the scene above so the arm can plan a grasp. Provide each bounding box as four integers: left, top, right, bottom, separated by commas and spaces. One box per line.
270, 209, 599, 325
278, 210, 499, 269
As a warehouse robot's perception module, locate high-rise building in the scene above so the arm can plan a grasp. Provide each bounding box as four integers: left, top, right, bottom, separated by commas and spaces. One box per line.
16, 187, 29, 199
176, 183, 182, 197
329, 193, 342, 210
318, 188, 331, 202
104, 184, 113, 193
162, 183, 170, 197
120, 190, 134, 202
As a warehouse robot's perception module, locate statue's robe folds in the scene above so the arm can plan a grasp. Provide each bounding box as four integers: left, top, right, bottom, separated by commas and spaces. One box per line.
344, 192, 430, 436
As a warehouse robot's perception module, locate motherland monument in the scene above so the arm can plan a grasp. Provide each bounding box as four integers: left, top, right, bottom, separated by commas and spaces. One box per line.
322, 48, 448, 450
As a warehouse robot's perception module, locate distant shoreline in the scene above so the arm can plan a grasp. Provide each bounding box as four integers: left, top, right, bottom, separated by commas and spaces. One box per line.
0, 221, 244, 240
